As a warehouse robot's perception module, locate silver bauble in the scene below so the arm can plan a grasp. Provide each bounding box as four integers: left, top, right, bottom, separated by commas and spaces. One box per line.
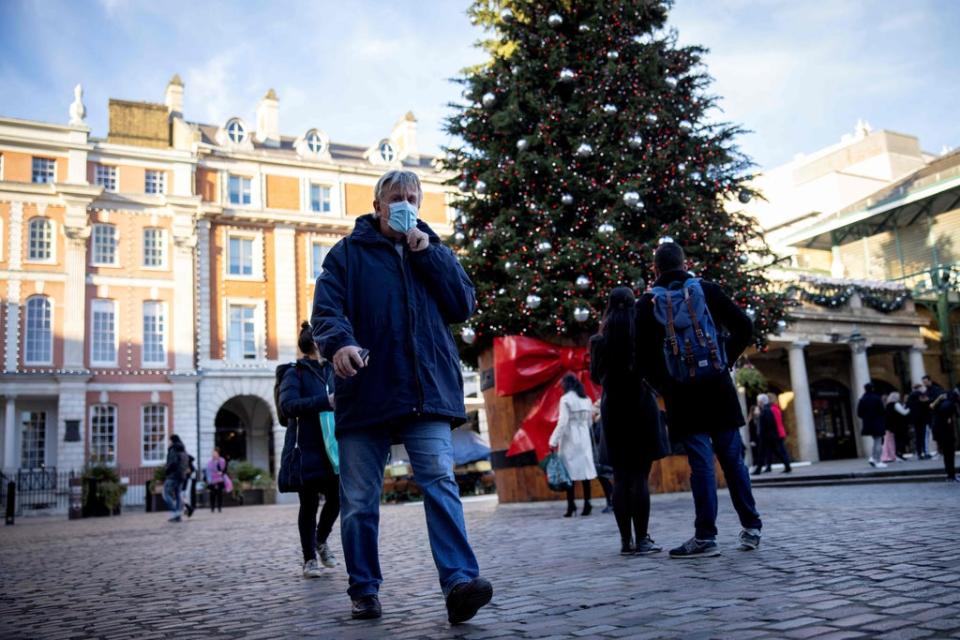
453, 231, 466, 244
679, 120, 693, 132
645, 113, 658, 124
575, 142, 594, 157
461, 326, 477, 344
607, 50, 620, 61
775, 319, 788, 333
575, 275, 590, 290
598, 222, 616, 236
634, 277, 647, 292
602, 103, 618, 114
628, 134, 644, 149
475, 180, 488, 194
658, 235, 674, 245
632, 34, 647, 45
472, 238, 482, 248
725, 229, 736, 238
525, 294, 542, 309
665, 76, 678, 89
547, 13, 563, 27
516, 138, 529, 152
573, 306, 590, 323
578, 24, 590, 33
537, 240, 552, 253
739, 253, 750, 264
482, 92, 496, 108
497, 288, 506, 295
504, 261, 514, 271
457, 180, 469, 192
559, 68, 576, 82
677, 162, 687, 172
500, 8, 513, 22
738, 190, 752, 204
745, 306, 757, 320
622, 191, 641, 207
561, 193, 574, 206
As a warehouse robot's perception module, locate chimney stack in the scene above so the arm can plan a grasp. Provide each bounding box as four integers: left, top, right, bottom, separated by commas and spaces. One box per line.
165, 74, 184, 115
255, 89, 280, 147
390, 111, 418, 160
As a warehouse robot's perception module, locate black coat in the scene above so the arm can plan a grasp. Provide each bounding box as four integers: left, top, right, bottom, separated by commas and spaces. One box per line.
856, 392, 886, 437
634, 270, 753, 439
884, 403, 910, 436
907, 390, 931, 427
758, 406, 779, 442
164, 442, 188, 482
590, 333, 667, 468
311, 214, 473, 433
278, 358, 336, 482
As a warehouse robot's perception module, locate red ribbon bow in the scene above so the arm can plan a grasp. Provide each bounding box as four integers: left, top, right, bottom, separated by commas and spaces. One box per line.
494, 336, 600, 460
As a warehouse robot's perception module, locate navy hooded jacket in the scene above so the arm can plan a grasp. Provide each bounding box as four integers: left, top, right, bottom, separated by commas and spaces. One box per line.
310, 214, 475, 433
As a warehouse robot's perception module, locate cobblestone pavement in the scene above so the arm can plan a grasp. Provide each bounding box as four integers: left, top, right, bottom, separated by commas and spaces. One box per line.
1, 482, 959, 640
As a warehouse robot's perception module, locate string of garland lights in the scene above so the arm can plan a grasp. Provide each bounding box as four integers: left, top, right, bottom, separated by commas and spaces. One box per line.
787, 276, 911, 314
441, 0, 788, 365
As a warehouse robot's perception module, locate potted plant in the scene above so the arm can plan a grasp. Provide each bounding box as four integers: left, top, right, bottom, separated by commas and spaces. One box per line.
226, 461, 272, 506
82, 462, 127, 517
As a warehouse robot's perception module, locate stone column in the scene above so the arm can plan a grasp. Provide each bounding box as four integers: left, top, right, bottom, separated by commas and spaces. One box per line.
56, 377, 88, 472
196, 219, 212, 365
61, 231, 90, 370
4, 396, 18, 471
908, 346, 926, 387
273, 225, 297, 362
171, 376, 199, 459
849, 339, 872, 458
788, 342, 819, 463
831, 244, 845, 278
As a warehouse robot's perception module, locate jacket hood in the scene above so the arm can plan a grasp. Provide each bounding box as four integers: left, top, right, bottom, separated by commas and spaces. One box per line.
349, 213, 443, 246
653, 269, 695, 288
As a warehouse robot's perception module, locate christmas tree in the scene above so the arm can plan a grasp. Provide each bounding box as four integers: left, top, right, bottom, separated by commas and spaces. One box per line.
443, 0, 788, 366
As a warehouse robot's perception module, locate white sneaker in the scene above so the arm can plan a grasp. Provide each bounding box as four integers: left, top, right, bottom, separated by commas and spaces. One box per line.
868, 459, 876, 467
302, 558, 323, 578
875, 461, 888, 468
317, 543, 337, 568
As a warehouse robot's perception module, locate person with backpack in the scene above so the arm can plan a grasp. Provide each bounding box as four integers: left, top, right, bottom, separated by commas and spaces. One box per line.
548, 373, 597, 518
163, 434, 189, 523
590, 286, 669, 556
635, 242, 761, 558
311, 169, 492, 623
278, 322, 341, 578
205, 447, 227, 514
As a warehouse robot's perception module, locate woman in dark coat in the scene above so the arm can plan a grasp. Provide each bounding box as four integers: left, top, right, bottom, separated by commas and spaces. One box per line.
279, 322, 340, 578
857, 383, 887, 467
590, 286, 668, 556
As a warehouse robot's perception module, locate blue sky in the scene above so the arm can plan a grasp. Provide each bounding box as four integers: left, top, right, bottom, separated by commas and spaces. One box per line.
1, 0, 958, 170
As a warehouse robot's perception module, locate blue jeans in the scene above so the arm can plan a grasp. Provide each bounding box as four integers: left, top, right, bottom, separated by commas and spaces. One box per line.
339, 420, 479, 599
684, 429, 762, 540
162, 478, 182, 517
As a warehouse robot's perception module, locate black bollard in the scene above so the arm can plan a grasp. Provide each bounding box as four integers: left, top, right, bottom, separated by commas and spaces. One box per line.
145, 480, 153, 512
5, 481, 14, 525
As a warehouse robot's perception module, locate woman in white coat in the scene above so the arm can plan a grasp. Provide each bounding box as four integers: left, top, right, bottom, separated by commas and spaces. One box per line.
549, 373, 598, 517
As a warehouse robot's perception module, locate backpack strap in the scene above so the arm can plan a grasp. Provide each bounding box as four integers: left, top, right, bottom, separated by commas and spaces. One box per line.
685, 283, 725, 371
683, 337, 697, 378
663, 294, 679, 356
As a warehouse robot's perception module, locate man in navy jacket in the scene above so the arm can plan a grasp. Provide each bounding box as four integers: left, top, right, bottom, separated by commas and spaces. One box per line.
311, 169, 492, 623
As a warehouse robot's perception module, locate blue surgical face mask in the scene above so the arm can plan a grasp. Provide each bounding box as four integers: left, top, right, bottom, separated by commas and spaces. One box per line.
387, 200, 418, 233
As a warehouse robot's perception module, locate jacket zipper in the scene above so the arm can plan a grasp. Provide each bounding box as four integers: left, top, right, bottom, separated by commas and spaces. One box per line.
398, 247, 425, 414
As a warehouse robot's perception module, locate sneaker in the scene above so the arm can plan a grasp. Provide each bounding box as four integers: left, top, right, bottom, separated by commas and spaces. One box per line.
868, 459, 876, 467
634, 535, 662, 556
302, 558, 323, 578
620, 540, 635, 556
167, 515, 182, 523
317, 543, 337, 568
739, 528, 761, 551
669, 537, 720, 559
446, 577, 493, 624
351, 595, 382, 620
184, 504, 194, 518
875, 461, 888, 468
752, 467, 764, 475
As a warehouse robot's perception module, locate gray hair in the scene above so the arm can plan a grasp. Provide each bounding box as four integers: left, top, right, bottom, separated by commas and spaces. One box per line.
756, 393, 769, 406
374, 169, 423, 204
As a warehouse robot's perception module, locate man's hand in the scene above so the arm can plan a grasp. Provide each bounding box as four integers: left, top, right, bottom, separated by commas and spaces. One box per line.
333, 345, 366, 378
406, 228, 429, 252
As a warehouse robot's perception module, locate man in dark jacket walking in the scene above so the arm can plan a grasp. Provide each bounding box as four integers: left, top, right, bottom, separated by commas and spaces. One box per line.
163, 434, 189, 523
856, 384, 886, 467
635, 242, 761, 558
312, 169, 492, 623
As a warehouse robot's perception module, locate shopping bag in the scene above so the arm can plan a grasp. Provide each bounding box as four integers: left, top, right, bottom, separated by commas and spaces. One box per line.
539, 452, 572, 492
319, 411, 339, 475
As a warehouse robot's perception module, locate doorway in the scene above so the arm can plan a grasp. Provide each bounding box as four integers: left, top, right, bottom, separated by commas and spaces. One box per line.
811, 379, 857, 460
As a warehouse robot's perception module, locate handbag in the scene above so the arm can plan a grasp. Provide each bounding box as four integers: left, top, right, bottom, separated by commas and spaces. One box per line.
277, 417, 303, 493
539, 452, 572, 492
223, 472, 233, 494
644, 381, 672, 460
319, 412, 339, 475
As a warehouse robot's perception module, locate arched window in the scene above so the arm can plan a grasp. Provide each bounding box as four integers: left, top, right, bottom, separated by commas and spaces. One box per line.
226, 118, 246, 143
27, 217, 53, 261
24, 295, 52, 364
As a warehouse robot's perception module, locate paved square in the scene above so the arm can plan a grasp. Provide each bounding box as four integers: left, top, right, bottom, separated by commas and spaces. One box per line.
1, 482, 959, 639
